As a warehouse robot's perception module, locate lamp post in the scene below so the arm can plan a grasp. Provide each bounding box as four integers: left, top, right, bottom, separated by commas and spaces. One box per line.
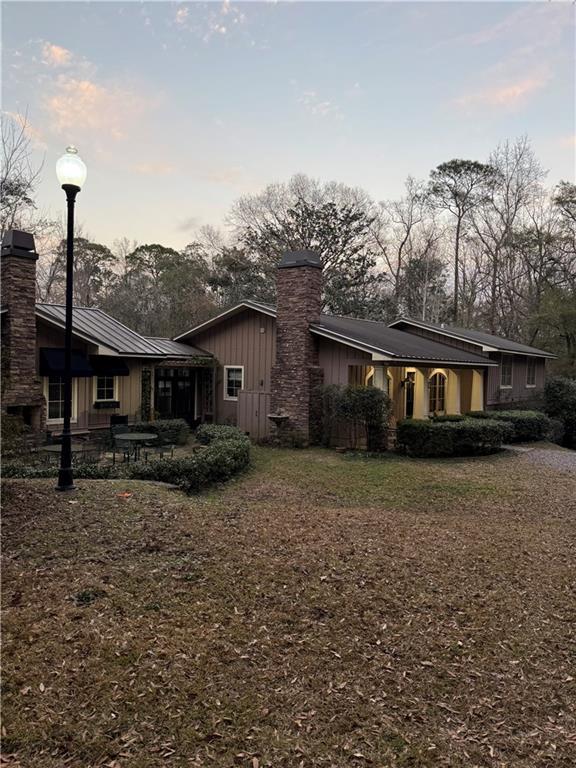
55, 146, 87, 491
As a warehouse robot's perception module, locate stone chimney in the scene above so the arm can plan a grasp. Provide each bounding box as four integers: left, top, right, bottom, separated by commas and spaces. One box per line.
1, 229, 45, 430
270, 250, 324, 444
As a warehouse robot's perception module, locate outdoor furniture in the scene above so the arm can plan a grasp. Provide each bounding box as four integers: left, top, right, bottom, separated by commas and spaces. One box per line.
113, 432, 158, 462
38, 443, 87, 465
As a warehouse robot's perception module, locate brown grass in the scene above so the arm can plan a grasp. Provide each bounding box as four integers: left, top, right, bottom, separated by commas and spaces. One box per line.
2, 446, 576, 767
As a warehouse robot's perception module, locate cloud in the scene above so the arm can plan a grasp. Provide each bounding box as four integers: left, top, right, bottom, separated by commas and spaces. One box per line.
175, 6, 189, 26
456, 72, 551, 110
292, 82, 343, 120
559, 135, 576, 148
133, 162, 176, 175
42, 42, 73, 67
45, 75, 155, 141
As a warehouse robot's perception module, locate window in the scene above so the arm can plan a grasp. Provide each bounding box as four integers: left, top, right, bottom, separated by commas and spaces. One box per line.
95, 375, 116, 401
500, 355, 513, 388
526, 358, 536, 387
428, 372, 446, 414
44, 377, 77, 423
224, 366, 244, 400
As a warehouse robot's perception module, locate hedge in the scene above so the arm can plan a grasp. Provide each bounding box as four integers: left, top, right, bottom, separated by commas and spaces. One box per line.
544, 376, 576, 449
3, 424, 251, 493
195, 423, 248, 445
397, 418, 512, 458
466, 410, 551, 442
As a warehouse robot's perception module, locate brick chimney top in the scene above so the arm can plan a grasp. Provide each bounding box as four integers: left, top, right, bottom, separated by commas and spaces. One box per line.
1, 229, 38, 261
278, 250, 321, 270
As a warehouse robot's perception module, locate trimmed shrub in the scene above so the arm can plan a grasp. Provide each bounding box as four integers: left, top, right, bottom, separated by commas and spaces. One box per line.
321, 384, 392, 451
397, 418, 511, 458
544, 376, 576, 449
132, 418, 190, 445
466, 410, 551, 442
195, 423, 248, 445
430, 414, 466, 423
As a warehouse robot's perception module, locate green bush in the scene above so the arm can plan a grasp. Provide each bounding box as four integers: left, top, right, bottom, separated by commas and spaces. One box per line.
397, 418, 511, 458
195, 423, 248, 445
430, 414, 466, 423
466, 410, 551, 442
1, 413, 31, 460
127, 437, 250, 492
132, 418, 190, 445
3, 426, 251, 492
544, 376, 576, 449
321, 384, 392, 451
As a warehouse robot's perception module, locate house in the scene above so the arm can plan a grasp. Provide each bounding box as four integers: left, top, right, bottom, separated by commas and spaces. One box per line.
1, 230, 216, 436
175, 250, 555, 442
1, 230, 555, 443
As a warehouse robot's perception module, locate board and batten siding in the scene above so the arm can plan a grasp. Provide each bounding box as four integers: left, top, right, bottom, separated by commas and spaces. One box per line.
486, 353, 546, 406
317, 338, 373, 385
191, 309, 276, 424
37, 319, 145, 431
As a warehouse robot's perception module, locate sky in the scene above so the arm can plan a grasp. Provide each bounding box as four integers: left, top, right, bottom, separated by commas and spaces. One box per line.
2, 1, 575, 250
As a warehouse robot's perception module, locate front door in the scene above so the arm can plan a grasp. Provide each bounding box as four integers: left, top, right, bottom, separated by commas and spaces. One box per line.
155, 368, 194, 422
405, 372, 415, 419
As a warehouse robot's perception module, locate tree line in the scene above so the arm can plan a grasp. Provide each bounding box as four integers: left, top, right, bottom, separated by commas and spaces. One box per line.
2, 113, 574, 372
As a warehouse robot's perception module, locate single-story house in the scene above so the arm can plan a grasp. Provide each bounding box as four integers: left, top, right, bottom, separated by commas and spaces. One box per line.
175, 250, 555, 441
1, 229, 555, 442
1, 230, 216, 437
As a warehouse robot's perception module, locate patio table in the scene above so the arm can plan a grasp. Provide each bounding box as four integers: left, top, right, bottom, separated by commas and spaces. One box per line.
114, 432, 158, 461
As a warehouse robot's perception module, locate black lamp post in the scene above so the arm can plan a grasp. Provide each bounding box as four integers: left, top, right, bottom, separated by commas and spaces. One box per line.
55, 146, 87, 492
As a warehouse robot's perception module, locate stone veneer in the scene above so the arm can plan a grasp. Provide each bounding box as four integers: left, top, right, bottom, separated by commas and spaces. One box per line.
1, 230, 45, 431
270, 250, 324, 444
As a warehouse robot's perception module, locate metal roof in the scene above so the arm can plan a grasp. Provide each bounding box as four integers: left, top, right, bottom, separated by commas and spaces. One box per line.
144, 337, 211, 358
389, 318, 556, 358
177, 301, 497, 366
36, 304, 167, 357
311, 315, 497, 365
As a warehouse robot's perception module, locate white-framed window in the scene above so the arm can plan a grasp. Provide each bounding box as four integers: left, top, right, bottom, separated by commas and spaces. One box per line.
94, 375, 118, 402
224, 366, 244, 401
44, 377, 78, 423
526, 358, 536, 388
500, 355, 513, 388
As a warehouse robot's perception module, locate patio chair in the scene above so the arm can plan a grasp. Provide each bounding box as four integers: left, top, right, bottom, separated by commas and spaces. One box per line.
142, 426, 178, 462
111, 425, 133, 464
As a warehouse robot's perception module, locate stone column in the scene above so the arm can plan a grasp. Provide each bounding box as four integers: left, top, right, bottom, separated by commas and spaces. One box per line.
270, 250, 323, 445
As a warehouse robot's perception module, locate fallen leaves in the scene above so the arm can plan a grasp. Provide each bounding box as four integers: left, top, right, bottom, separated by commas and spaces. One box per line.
2, 448, 576, 767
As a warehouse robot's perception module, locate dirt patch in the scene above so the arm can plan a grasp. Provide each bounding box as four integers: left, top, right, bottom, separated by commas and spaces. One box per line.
2, 447, 576, 767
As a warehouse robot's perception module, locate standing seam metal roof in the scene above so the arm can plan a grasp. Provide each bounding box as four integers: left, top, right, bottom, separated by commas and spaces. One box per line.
36, 304, 185, 357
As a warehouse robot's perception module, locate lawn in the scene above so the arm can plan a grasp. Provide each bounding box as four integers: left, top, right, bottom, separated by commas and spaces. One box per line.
2, 446, 575, 767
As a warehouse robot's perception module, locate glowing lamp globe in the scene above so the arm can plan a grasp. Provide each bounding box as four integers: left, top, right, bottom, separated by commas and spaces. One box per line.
56, 146, 87, 190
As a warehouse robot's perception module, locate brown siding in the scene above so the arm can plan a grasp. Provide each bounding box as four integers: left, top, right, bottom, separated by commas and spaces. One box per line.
486, 353, 546, 407
318, 338, 373, 385
37, 320, 145, 432
192, 309, 276, 425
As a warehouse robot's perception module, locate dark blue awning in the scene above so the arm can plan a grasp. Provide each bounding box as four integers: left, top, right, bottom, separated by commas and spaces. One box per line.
89, 355, 130, 376
39, 348, 94, 377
